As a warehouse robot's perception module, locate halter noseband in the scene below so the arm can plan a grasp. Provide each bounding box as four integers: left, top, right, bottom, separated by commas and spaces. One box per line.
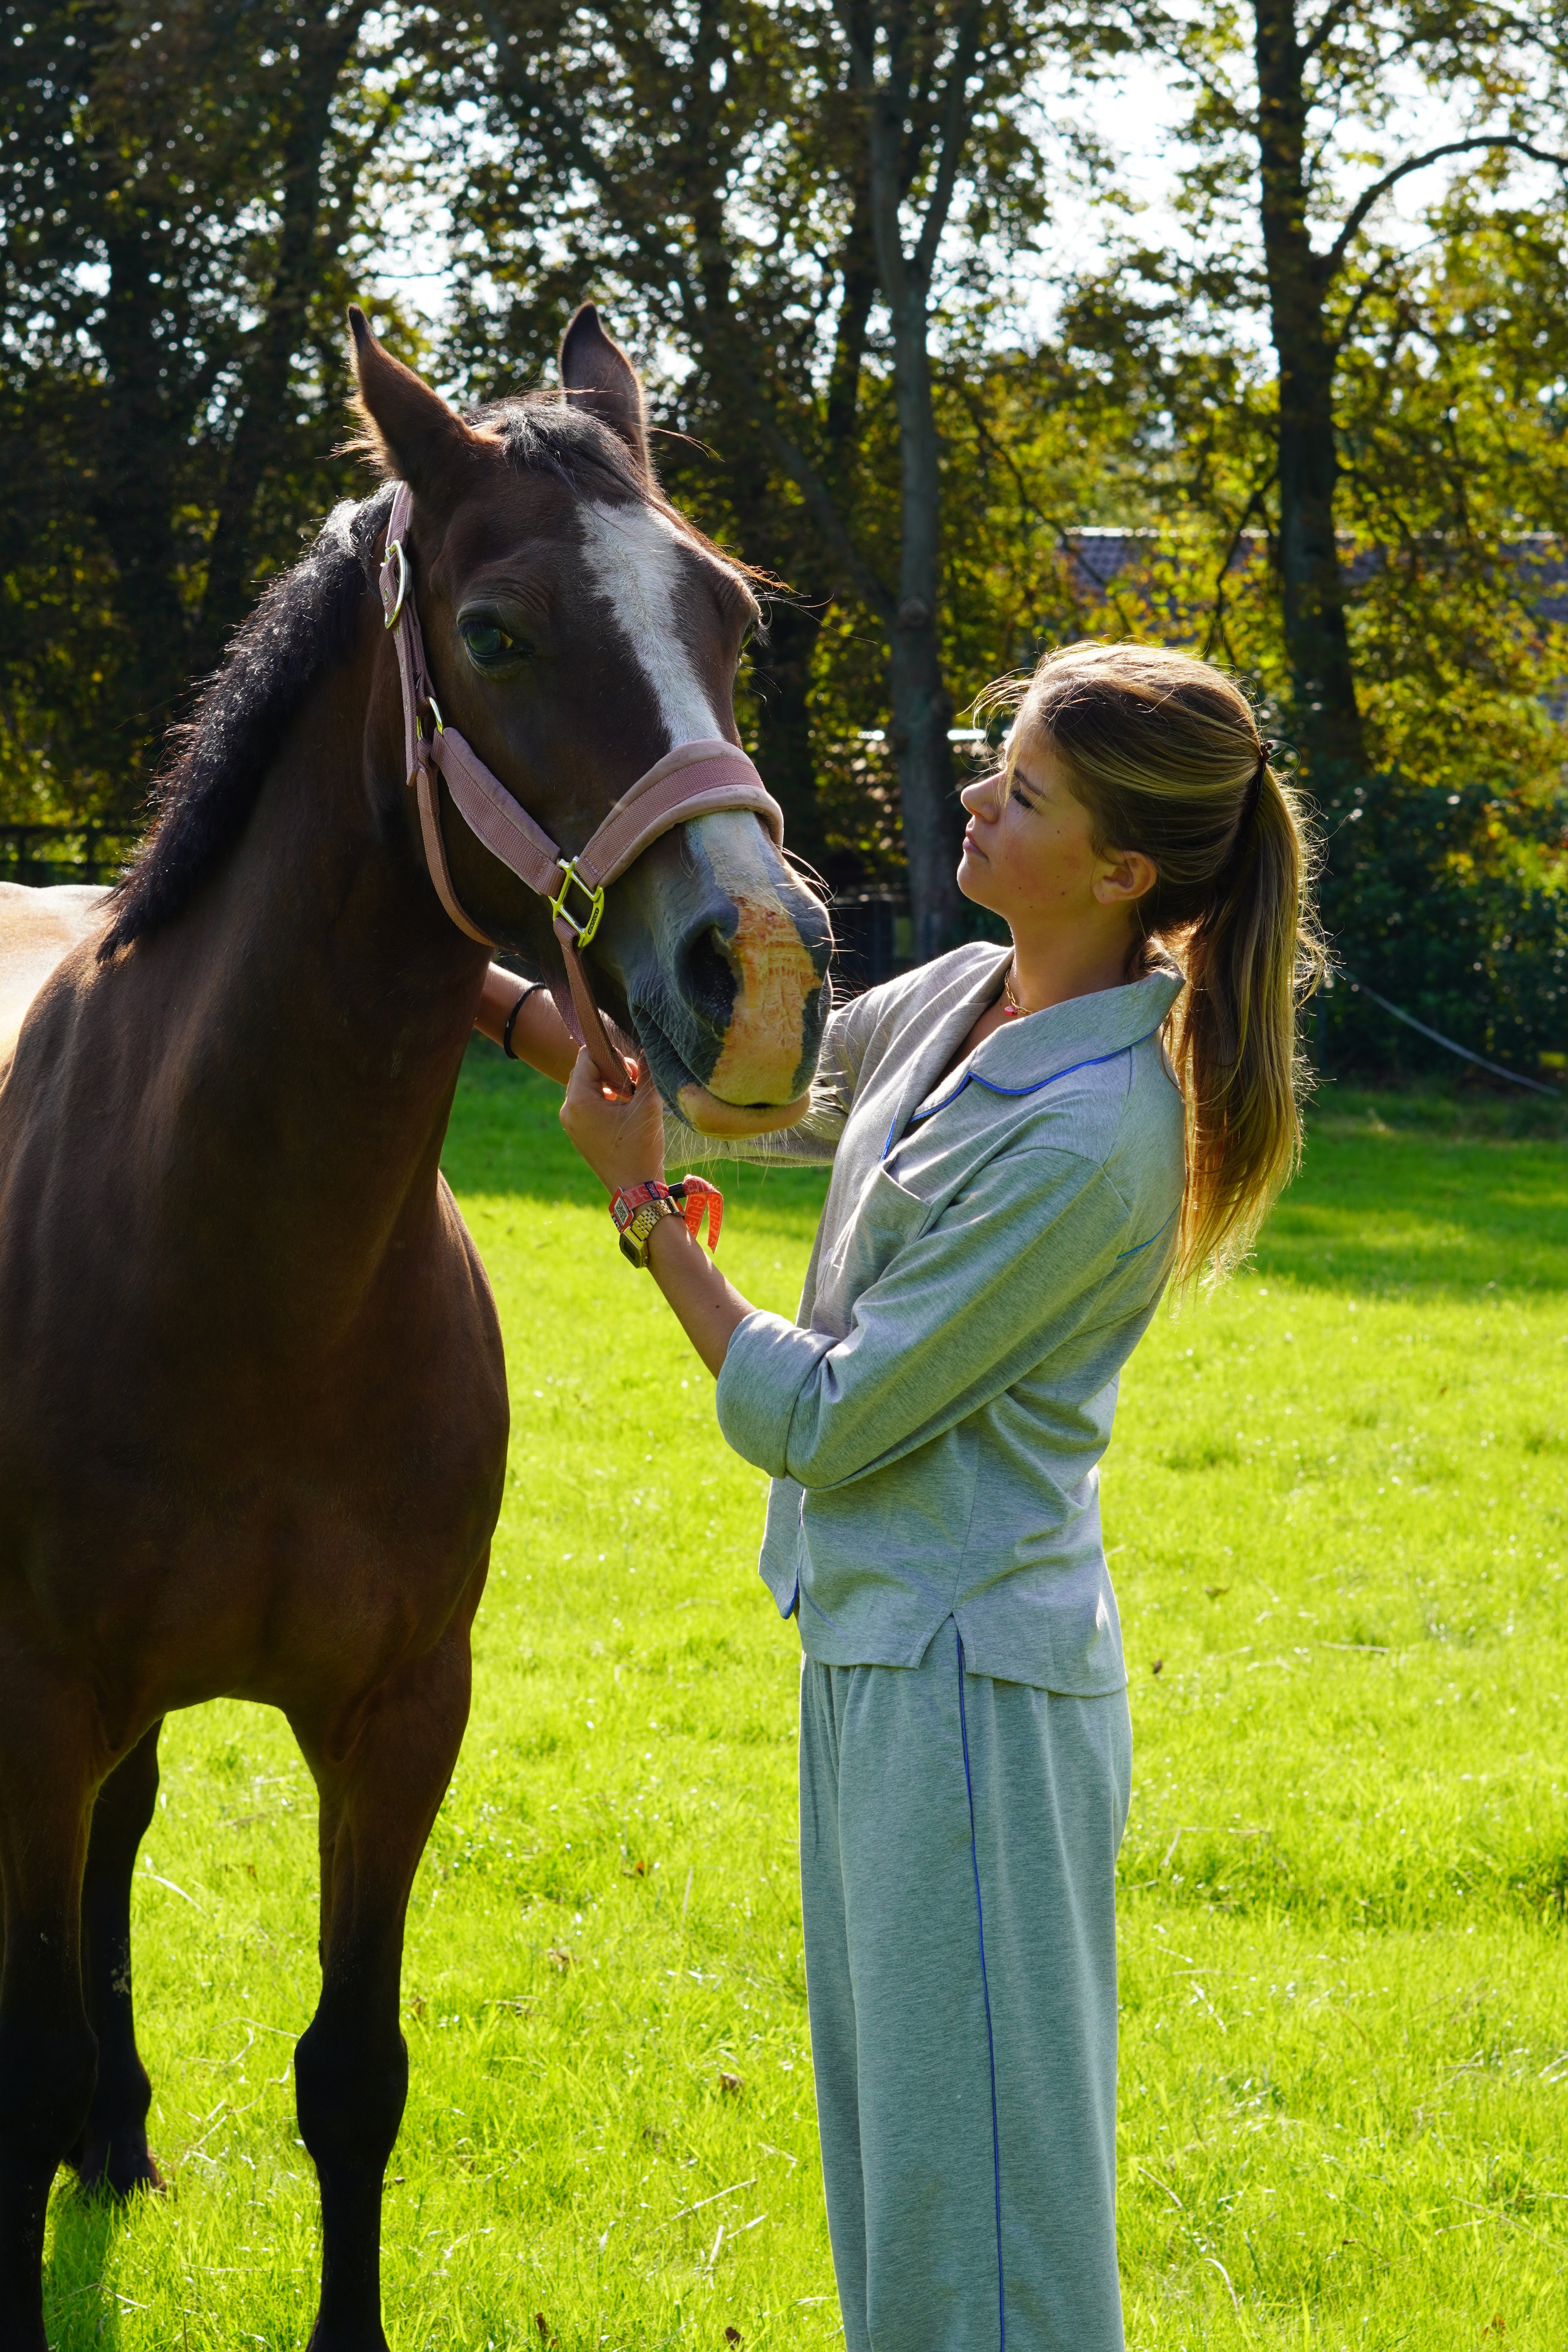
377, 480, 784, 1098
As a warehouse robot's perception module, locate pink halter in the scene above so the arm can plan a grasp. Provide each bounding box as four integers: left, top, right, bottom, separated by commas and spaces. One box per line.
377, 481, 784, 1097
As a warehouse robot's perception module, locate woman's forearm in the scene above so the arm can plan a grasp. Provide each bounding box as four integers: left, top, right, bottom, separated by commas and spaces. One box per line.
555, 1045, 752, 1374
644, 1213, 755, 1378
475, 964, 579, 1086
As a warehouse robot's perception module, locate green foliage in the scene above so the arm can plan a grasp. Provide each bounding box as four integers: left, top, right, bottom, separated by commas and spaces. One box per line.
1315, 757, 1568, 1080
5, 0, 1568, 1035
0, 0, 419, 816
36, 1050, 1568, 2348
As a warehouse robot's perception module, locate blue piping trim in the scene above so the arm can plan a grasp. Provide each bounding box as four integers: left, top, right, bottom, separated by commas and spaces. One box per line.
1114, 1203, 1178, 1262
881, 1024, 1165, 1161
956, 1628, 1005, 2352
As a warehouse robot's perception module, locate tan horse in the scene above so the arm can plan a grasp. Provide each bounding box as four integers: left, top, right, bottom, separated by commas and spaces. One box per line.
0, 307, 831, 2351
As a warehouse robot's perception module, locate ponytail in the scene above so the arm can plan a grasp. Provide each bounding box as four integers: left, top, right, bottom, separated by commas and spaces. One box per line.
993, 641, 1326, 1285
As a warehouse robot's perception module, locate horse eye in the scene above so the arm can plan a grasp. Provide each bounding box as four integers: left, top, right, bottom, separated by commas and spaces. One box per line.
459, 616, 515, 667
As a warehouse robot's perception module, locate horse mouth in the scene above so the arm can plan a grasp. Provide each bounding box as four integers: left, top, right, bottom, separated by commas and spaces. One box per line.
675, 1080, 811, 1137
634, 1003, 810, 1137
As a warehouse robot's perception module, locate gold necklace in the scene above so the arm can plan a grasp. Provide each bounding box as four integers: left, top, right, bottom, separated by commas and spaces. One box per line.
1001, 963, 1028, 1018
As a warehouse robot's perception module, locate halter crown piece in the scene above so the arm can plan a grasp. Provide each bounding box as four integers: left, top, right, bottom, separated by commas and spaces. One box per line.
377, 481, 786, 1099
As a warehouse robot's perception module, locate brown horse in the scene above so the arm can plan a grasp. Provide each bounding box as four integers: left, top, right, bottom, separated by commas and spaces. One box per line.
0, 306, 831, 2350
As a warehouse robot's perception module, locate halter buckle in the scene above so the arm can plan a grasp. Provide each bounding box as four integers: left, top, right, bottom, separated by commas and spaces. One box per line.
417, 693, 444, 741
383, 540, 408, 629
550, 857, 605, 948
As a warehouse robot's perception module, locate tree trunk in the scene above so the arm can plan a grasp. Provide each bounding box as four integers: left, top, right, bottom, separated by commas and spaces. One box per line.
198, 1, 369, 658
1252, 0, 1364, 767
750, 597, 825, 871
91, 232, 204, 800
862, 32, 964, 956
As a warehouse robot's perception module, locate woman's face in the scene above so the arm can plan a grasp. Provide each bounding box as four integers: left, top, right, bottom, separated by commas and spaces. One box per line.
957, 726, 1154, 935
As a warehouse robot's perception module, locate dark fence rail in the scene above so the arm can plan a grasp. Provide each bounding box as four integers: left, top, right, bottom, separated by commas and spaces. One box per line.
0, 824, 139, 887
828, 889, 912, 996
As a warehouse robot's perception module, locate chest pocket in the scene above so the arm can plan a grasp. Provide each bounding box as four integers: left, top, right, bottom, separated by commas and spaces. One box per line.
817, 1161, 932, 1330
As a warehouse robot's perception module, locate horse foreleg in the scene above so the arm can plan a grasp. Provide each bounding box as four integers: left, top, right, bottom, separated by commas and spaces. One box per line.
0, 1673, 100, 2352
291, 1620, 475, 2352
67, 1717, 164, 2198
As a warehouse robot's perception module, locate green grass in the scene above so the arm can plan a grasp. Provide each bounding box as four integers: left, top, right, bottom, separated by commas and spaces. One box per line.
40, 1056, 1568, 2350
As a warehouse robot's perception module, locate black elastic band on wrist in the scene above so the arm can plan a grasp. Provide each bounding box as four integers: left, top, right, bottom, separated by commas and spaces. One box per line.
502, 981, 544, 1062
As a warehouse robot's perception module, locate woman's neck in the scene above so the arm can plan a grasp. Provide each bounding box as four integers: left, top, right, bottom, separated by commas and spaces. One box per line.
1007, 922, 1139, 1015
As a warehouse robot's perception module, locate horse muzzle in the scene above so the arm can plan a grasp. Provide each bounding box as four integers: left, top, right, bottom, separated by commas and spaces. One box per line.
610, 812, 832, 1134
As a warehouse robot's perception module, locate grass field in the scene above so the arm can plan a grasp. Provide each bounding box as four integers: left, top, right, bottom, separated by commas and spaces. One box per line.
38, 1054, 1568, 2351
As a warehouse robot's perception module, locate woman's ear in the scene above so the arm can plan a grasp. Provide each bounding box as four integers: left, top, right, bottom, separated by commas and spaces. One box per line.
559, 301, 653, 479
1094, 848, 1159, 907
348, 307, 485, 500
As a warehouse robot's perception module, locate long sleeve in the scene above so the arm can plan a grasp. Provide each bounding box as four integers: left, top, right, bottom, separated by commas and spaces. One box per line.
715, 1145, 1132, 1486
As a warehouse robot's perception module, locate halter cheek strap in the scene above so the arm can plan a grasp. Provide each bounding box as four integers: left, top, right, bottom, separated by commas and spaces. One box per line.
376, 480, 785, 1099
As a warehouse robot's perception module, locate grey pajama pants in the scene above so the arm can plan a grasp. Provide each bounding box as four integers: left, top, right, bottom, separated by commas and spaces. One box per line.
799, 1618, 1132, 2352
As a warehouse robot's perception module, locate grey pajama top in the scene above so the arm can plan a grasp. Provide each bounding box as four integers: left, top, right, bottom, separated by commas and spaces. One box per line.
679, 942, 1186, 1696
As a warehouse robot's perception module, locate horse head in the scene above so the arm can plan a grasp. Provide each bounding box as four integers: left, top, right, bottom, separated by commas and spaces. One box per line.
350, 306, 832, 1134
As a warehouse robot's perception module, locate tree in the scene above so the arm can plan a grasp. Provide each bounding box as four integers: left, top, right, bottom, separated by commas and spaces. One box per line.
425, 0, 869, 875
428, 0, 1058, 951
0, 0, 407, 815
1126, 0, 1568, 766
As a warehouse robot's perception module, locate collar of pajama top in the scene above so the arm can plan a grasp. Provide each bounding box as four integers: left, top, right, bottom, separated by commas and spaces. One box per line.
710, 942, 1187, 1694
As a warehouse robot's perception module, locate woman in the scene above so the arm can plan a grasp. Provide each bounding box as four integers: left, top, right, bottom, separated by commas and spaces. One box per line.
488, 641, 1322, 2352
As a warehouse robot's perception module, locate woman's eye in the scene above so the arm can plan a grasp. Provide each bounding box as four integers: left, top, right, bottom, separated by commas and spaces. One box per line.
460, 618, 515, 667
1011, 787, 1034, 810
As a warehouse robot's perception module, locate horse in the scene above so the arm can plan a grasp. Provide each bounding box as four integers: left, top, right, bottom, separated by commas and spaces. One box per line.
0, 303, 833, 2351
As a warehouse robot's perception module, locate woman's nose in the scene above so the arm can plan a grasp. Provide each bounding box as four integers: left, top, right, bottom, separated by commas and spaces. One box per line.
960, 777, 995, 817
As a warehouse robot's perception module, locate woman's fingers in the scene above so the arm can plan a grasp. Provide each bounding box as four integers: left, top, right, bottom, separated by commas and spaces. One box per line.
560, 1049, 666, 1192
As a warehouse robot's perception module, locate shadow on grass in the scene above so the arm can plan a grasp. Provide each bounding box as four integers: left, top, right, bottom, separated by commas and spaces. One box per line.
445, 1042, 1566, 1294
1264, 1080, 1568, 1294
44, 2181, 126, 2350
442, 1038, 831, 1228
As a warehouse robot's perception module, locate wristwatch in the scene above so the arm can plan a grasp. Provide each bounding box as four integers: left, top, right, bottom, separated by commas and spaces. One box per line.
610, 1180, 680, 1269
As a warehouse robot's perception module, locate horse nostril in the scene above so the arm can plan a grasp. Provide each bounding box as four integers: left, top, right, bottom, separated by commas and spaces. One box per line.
680, 921, 739, 1035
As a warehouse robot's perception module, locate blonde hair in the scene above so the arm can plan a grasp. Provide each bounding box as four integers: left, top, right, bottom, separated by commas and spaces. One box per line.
988, 640, 1325, 1285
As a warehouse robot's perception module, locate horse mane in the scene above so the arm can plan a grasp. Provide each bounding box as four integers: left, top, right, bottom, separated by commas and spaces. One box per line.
100, 401, 691, 959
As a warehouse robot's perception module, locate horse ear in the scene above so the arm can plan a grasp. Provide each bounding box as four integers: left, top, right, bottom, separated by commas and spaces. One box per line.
348, 307, 481, 499
559, 303, 652, 479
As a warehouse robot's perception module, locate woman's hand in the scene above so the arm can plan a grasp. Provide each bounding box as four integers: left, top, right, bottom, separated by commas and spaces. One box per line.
560, 1049, 666, 1195
561, 1047, 753, 1377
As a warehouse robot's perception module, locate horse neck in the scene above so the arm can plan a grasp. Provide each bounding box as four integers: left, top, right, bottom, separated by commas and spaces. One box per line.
125, 606, 490, 1320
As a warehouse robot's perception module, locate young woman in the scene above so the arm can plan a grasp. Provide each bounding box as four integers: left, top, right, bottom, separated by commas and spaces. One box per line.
492, 641, 1322, 2352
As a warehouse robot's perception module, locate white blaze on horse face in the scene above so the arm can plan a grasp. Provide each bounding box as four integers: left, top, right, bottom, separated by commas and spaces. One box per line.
577, 502, 721, 747
579, 498, 822, 1109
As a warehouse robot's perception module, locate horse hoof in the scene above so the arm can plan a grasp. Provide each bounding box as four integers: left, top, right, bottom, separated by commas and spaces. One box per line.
68, 2131, 165, 2200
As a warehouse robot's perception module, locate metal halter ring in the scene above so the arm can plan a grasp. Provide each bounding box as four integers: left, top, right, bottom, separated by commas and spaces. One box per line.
417, 693, 444, 742
383, 541, 409, 629
549, 856, 606, 948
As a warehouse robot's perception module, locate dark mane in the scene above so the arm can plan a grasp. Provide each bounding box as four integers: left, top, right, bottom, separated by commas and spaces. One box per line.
100, 404, 677, 958
99, 490, 393, 959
